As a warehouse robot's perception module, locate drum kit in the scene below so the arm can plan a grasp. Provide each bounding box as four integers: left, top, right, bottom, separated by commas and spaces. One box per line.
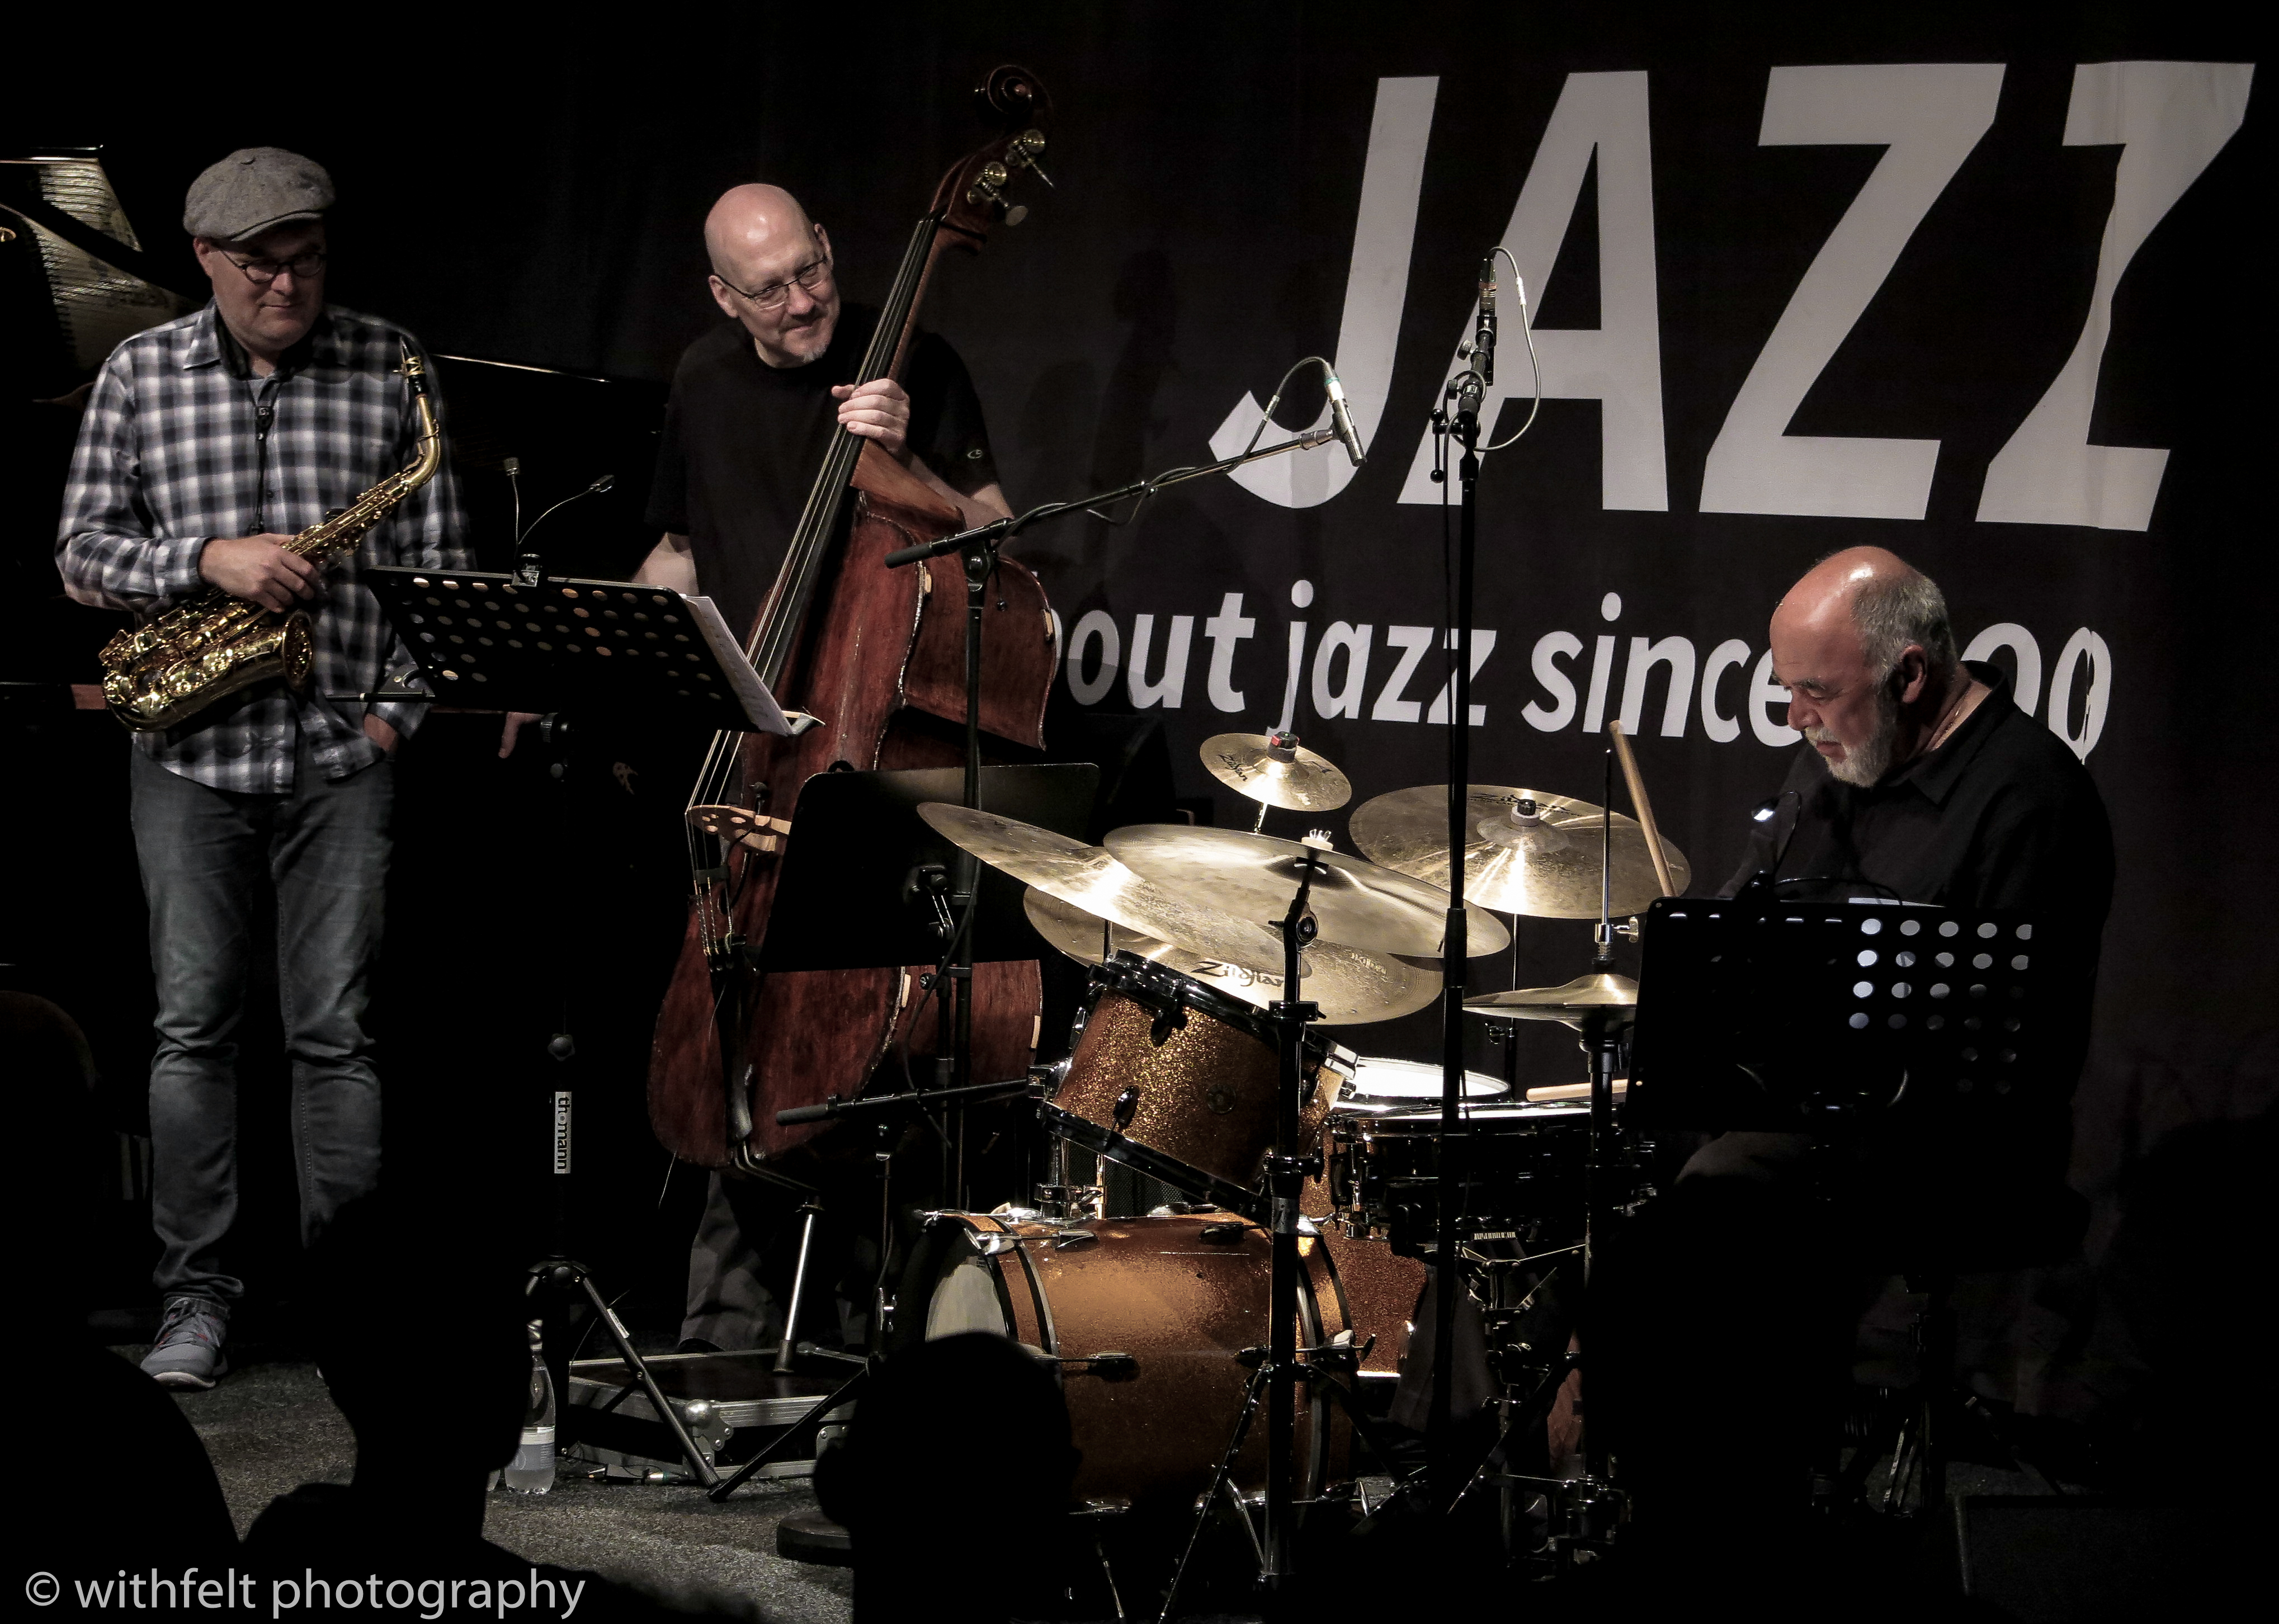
892, 723, 1691, 1591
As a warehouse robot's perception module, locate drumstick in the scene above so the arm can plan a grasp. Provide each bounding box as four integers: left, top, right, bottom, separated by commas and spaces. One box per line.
1608, 720, 1678, 899
1526, 1079, 1629, 1103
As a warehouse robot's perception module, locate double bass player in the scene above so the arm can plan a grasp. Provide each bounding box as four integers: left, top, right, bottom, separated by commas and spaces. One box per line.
640, 183, 1013, 1353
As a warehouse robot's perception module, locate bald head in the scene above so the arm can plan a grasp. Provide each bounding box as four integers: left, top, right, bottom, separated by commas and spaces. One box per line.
703, 184, 839, 367
704, 185, 813, 287
1768, 547, 1966, 786
1773, 547, 1959, 685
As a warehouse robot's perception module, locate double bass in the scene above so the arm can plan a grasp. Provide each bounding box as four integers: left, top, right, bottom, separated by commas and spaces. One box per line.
648, 68, 1059, 1173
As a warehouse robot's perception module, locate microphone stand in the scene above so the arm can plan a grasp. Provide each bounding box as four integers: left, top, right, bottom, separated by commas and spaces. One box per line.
1429, 352, 1487, 1510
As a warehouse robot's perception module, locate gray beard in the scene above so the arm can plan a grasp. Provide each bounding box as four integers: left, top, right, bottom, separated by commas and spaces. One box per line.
1811, 683, 1901, 787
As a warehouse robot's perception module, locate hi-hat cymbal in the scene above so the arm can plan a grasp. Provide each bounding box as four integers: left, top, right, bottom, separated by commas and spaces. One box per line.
919, 804, 1286, 970
1349, 785, 1690, 920
1200, 731, 1353, 812
1464, 971, 1639, 1028
1022, 889, 1440, 1026
1104, 824, 1510, 959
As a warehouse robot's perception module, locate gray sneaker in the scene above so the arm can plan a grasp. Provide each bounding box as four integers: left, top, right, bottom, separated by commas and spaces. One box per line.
142, 1296, 230, 1390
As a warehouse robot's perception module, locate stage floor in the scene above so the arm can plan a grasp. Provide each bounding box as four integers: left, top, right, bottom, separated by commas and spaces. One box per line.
152, 1351, 858, 1622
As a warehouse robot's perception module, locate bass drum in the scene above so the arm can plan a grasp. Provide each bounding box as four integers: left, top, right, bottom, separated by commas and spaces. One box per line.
900, 1211, 1415, 1507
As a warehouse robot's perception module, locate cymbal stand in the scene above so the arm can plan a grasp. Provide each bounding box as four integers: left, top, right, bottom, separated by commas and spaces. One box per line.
1154, 852, 1327, 1617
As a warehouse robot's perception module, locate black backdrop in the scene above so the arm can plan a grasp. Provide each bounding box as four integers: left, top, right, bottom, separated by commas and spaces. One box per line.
4, 6, 2268, 1399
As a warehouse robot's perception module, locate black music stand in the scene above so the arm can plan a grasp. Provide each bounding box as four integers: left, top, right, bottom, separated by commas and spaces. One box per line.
363, 567, 797, 1488
1628, 895, 2053, 1143
1628, 894, 2068, 1529
363, 566, 791, 734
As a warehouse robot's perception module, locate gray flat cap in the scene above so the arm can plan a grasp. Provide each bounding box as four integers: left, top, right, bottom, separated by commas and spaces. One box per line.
184, 147, 334, 243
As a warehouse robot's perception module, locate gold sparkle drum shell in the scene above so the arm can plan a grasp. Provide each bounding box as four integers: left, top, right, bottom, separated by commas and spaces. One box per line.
1043, 952, 1347, 1209
902, 1211, 1413, 1506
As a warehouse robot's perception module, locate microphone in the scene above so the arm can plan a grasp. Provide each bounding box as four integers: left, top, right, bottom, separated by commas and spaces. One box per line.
1472, 252, 1498, 388
515, 473, 618, 586
1323, 367, 1365, 468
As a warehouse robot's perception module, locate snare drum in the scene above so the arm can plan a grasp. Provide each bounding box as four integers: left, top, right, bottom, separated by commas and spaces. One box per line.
1044, 952, 1348, 1208
1329, 1103, 1592, 1251
1342, 1055, 1509, 1103
899, 1210, 1408, 1505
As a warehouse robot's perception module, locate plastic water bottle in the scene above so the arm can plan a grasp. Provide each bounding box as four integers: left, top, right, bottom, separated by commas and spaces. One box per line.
502, 1319, 557, 1494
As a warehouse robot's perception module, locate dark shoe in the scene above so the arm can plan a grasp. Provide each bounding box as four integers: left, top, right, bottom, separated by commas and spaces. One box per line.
143, 1296, 230, 1390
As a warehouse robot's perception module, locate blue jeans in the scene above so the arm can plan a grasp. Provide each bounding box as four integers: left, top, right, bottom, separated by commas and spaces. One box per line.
130, 739, 393, 1306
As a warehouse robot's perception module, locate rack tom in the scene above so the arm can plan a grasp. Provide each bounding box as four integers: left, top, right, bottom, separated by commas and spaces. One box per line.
1044, 952, 1349, 1209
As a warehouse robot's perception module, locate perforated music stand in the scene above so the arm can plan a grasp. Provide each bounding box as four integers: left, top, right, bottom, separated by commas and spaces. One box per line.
364, 566, 790, 733
1626, 895, 2054, 1145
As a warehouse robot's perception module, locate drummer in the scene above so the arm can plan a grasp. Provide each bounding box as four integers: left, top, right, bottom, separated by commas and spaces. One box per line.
1598, 547, 2114, 1568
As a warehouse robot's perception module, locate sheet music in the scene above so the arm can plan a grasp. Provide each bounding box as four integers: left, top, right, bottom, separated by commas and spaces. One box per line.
685, 594, 791, 735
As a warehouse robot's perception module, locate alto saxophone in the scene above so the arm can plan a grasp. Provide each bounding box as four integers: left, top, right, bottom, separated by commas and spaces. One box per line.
99, 344, 444, 732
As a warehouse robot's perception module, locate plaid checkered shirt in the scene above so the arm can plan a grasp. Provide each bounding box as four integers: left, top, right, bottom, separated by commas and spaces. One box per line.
56, 302, 471, 793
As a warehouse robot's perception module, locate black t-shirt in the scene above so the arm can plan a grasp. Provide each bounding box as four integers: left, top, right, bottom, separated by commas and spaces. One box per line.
645, 305, 998, 640
1718, 662, 2115, 934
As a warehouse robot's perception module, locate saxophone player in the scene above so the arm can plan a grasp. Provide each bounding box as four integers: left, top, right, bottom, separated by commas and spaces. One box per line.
55, 149, 470, 1389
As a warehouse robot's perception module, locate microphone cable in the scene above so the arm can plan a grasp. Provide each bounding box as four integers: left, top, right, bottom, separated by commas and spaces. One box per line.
1479, 247, 1543, 455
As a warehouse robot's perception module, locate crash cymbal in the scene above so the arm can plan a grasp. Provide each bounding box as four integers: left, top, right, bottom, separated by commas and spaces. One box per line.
1348, 785, 1690, 920
918, 804, 1286, 971
1200, 730, 1353, 812
1463, 971, 1639, 1027
1022, 889, 1440, 1026
1103, 824, 1510, 959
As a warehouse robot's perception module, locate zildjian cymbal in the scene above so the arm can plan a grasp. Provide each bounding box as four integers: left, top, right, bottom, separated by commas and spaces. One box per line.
1200, 730, 1353, 812
917, 804, 1287, 971
1021, 889, 1441, 1026
1103, 824, 1510, 959
1348, 785, 1690, 920
1463, 972, 1639, 1029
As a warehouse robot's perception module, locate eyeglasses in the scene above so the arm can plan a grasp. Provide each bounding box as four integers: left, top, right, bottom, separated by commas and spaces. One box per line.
715, 253, 832, 311
222, 249, 327, 285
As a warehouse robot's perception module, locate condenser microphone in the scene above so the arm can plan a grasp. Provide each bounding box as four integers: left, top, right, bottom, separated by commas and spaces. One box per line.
1323, 367, 1365, 468
1473, 252, 1498, 388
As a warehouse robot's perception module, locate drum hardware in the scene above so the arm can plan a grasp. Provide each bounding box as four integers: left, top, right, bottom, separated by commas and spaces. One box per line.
1106, 823, 1510, 959
708, 1074, 1049, 1504
1159, 1326, 1404, 1623
1152, 842, 1332, 1604
1054, 1350, 1139, 1377
1200, 729, 1354, 833
528, 1256, 723, 1489
1033, 1111, 1104, 1221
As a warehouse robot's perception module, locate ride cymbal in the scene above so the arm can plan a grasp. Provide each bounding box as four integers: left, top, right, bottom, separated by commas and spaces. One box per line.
1200, 730, 1353, 812
1022, 889, 1440, 1026
918, 804, 1286, 970
1348, 785, 1690, 920
1103, 824, 1510, 959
